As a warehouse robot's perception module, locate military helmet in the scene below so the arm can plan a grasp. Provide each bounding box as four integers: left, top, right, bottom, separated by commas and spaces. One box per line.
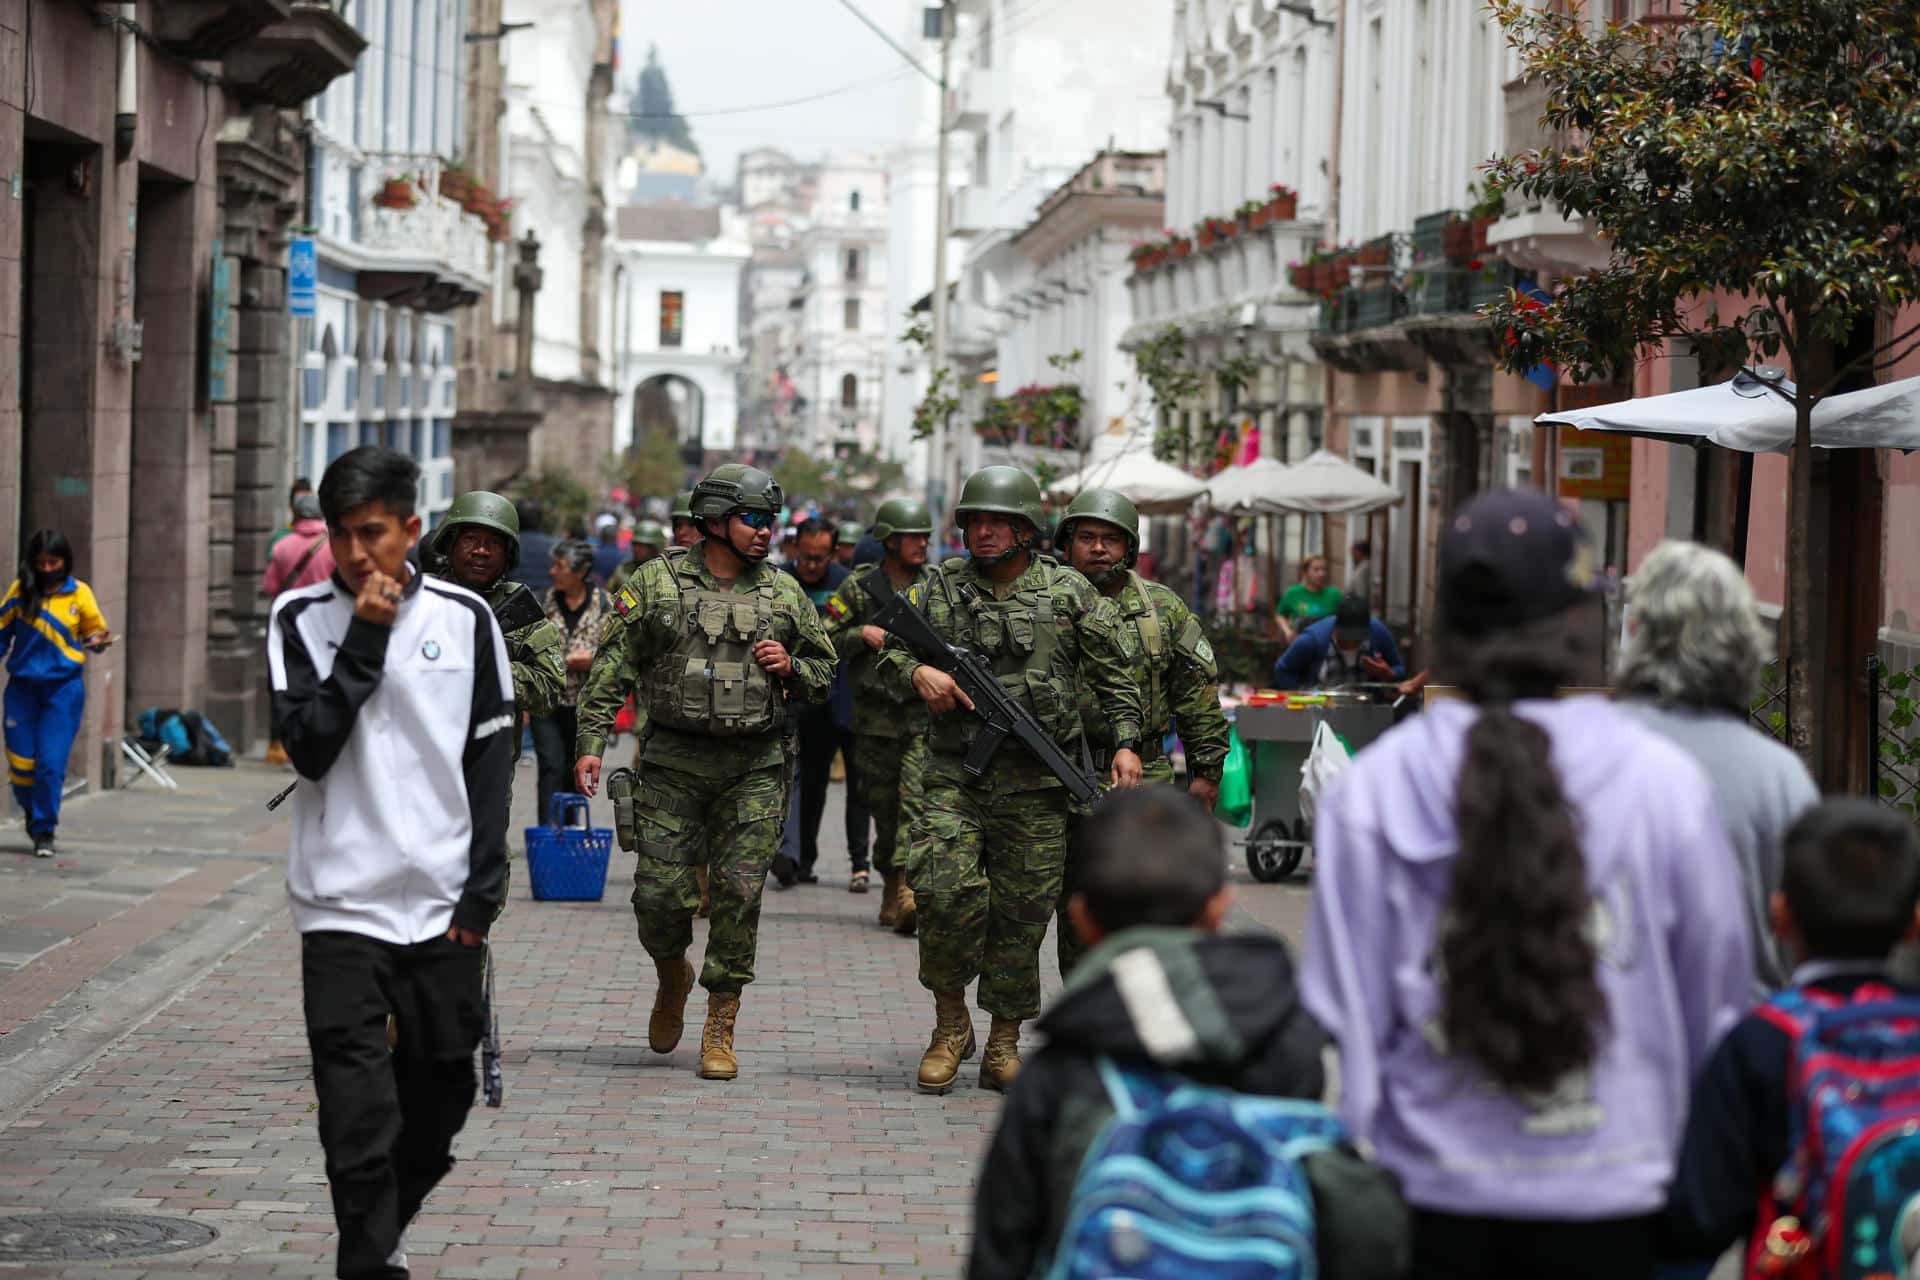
835, 521, 864, 547
954, 466, 1046, 534
870, 497, 934, 541
1057, 487, 1141, 568
632, 519, 668, 551
433, 490, 522, 570
670, 490, 695, 523
690, 463, 784, 520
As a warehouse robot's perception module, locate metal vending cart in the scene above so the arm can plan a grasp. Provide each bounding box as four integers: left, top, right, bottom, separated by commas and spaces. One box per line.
1233, 690, 1398, 882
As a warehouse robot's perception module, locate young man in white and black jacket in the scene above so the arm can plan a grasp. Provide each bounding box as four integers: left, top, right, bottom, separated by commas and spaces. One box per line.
269, 446, 515, 1280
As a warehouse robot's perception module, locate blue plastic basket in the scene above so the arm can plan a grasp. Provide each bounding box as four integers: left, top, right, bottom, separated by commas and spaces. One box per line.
524, 793, 613, 902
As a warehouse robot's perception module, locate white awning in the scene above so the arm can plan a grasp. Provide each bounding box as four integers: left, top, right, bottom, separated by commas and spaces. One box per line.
1045, 424, 1208, 515
1240, 449, 1402, 516
1535, 370, 1920, 453
1205, 457, 1294, 513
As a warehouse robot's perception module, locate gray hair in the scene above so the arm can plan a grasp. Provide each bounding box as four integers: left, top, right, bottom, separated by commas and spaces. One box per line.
1615, 540, 1772, 713
551, 538, 596, 577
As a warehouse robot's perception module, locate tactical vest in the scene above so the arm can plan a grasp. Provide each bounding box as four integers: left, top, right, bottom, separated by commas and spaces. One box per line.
639, 551, 785, 737
928, 557, 1081, 757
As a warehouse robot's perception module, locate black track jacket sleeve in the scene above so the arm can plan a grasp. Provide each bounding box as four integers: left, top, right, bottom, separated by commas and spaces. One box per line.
453, 603, 516, 934
271, 600, 391, 782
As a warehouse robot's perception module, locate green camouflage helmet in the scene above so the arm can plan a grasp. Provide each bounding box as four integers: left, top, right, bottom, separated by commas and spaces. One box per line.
670, 490, 695, 523
632, 519, 668, 550
954, 465, 1045, 535
870, 497, 934, 541
1057, 487, 1141, 568
433, 490, 521, 569
690, 463, 784, 520
835, 521, 864, 547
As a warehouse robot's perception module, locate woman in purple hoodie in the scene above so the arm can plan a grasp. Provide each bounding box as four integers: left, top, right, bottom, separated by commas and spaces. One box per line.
1300, 488, 1753, 1280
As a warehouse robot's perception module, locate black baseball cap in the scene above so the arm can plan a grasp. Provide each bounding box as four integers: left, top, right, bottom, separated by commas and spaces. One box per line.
1332, 596, 1372, 643
1438, 487, 1598, 636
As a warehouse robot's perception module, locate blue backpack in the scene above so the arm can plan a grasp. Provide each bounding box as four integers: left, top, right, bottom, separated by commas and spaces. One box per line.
1749, 985, 1920, 1280
1045, 1057, 1345, 1280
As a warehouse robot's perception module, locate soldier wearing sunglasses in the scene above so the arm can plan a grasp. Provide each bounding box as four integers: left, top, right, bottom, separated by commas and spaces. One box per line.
572, 463, 836, 1081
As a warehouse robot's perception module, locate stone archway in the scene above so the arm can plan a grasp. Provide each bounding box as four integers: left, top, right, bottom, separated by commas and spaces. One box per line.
633, 373, 707, 466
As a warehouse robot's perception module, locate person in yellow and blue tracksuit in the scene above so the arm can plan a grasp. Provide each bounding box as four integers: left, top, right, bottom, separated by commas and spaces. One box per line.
2, 529, 112, 857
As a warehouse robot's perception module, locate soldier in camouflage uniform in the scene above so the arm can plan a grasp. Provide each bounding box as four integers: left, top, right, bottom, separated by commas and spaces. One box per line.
428, 490, 568, 721
833, 521, 863, 569
877, 466, 1145, 1094
607, 519, 667, 593
573, 464, 836, 1081
1054, 487, 1232, 976
821, 497, 936, 933
669, 491, 700, 549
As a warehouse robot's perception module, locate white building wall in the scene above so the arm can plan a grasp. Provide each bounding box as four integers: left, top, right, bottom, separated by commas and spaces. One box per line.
612, 241, 749, 454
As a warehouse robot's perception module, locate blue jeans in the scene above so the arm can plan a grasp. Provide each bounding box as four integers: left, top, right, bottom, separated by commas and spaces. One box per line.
5, 676, 86, 838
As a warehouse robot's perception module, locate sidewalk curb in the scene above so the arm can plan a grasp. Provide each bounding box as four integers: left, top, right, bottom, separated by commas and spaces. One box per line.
0, 897, 283, 1132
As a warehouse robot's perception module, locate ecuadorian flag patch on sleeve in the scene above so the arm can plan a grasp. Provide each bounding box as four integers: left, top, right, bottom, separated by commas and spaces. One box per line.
613, 586, 640, 618
825, 596, 851, 622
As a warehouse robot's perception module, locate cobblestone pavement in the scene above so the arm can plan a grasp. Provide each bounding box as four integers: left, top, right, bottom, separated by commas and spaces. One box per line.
0, 752, 1310, 1279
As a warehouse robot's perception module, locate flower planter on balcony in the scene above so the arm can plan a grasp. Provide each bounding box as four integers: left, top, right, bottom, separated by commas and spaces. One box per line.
1472, 215, 1498, 253
1357, 235, 1393, 268
1173, 238, 1193, 259
1269, 192, 1298, 221
374, 178, 418, 210
1249, 205, 1273, 230
1198, 229, 1217, 251
439, 168, 472, 204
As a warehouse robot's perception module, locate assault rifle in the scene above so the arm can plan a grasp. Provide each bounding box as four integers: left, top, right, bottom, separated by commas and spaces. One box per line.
866, 570, 1100, 805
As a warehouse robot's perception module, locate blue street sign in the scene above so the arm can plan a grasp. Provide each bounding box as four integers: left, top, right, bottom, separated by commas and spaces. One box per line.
289, 236, 317, 318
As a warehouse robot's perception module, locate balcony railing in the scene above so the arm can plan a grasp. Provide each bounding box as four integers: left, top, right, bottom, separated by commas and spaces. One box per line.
361, 192, 492, 285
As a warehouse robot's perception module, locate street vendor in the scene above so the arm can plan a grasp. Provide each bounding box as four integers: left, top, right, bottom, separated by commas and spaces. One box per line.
1273, 596, 1404, 691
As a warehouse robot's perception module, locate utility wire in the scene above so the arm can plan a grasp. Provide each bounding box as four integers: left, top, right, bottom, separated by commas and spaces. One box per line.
827, 0, 941, 88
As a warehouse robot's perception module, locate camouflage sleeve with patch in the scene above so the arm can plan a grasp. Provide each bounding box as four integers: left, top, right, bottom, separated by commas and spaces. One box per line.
873, 570, 946, 701
1068, 581, 1144, 747
1159, 591, 1231, 781
821, 567, 874, 663
775, 573, 839, 705
574, 561, 669, 758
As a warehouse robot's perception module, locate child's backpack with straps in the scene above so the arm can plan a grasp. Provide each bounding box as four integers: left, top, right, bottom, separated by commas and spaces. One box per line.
1045, 1057, 1345, 1280
1749, 984, 1920, 1280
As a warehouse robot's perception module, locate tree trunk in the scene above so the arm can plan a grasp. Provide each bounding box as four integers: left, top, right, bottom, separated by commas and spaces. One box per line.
1786, 396, 1815, 770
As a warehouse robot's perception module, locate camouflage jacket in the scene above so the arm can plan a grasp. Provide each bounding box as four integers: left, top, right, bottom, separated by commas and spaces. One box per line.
874, 554, 1143, 793
821, 560, 935, 739
574, 543, 837, 779
1078, 571, 1232, 782
427, 572, 567, 719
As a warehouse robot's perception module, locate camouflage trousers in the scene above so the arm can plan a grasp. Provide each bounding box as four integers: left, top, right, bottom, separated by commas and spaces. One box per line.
910, 770, 1070, 1020
853, 731, 926, 879
629, 762, 788, 994
1055, 756, 1178, 978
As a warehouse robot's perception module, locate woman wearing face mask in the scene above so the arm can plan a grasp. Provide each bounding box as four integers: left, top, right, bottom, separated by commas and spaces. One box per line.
2, 530, 112, 857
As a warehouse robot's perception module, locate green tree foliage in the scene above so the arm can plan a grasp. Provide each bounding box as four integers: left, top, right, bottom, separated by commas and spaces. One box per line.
608, 428, 690, 511
772, 448, 907, 512
1483, 0, 1920, 764
1132, 325, 1205, 462
514, 470, 593, 536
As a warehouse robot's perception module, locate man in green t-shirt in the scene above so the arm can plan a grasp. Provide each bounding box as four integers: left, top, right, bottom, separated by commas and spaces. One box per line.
1275, 553, 1343, 644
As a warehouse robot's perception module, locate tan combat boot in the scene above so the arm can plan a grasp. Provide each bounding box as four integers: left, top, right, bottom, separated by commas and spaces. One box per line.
878, 871, 901, 928
893, 881, 919, 936
980, 1016, 1023, 1093
648, 954, 696, 1054
698, 992, 740, 1080
915, 990, 976, 1094
695, 865, 712, 918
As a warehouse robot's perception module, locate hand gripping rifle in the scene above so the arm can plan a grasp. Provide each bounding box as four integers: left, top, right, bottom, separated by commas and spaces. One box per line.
865, 570, 1100, 806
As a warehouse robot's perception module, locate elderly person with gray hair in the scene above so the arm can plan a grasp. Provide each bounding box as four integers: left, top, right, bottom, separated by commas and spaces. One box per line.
532, 538, 614, 824
1615, 540, 1818, 992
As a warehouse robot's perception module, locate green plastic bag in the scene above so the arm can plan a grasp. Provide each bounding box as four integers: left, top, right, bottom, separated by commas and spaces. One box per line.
1218, 726, 1252, 828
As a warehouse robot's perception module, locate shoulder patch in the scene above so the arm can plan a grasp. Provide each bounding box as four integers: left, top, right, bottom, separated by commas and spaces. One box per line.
612, 585, 641, 618
825, 595, 851, 621
907, 583, 924, 607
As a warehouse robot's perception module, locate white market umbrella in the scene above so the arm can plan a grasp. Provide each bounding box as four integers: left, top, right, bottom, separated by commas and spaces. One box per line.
1205, 457, 1294, 513
1252, 448, 1403, 516
1046, 425, 1208, 515
1536, 369, 1920, 453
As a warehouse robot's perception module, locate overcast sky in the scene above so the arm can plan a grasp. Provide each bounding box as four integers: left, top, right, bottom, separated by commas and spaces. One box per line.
616, 0, 934, 183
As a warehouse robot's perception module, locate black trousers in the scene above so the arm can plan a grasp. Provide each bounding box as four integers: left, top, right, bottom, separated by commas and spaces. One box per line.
530, 705, 579, 827
794, 709, 869, 875
302, 930, 486, 1280
1411, 1207, 1659, 1280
